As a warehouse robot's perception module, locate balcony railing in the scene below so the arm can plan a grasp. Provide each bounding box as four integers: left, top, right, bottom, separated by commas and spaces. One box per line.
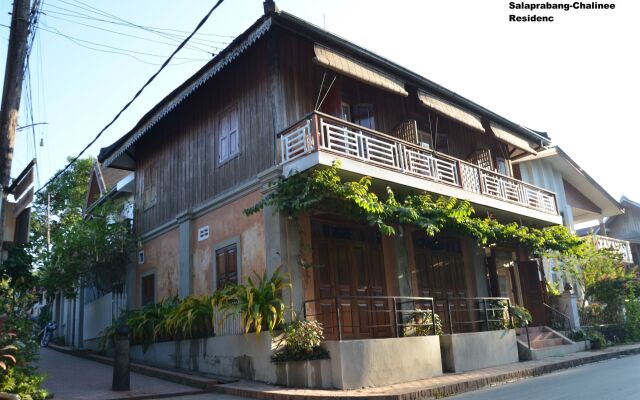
592, 235, 633, 264
303, 295, 438, 341
279, 112, 558, 216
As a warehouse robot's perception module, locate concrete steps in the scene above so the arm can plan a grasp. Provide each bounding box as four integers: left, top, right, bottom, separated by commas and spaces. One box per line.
516, 326, 589, 361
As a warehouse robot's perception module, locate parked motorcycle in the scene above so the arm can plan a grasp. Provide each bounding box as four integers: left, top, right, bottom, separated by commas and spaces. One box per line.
40, 321, 57, 347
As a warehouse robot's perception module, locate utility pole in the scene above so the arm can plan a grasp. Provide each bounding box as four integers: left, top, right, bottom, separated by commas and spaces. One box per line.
0, 0, 32, 255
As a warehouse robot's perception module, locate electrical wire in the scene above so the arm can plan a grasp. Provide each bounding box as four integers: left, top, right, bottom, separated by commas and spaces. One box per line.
43, 2, 229, 53
36, 0, 226, 195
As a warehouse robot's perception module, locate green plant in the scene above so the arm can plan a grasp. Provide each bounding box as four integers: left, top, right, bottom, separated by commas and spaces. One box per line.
570, 329, 587, 342
127, 296, 179, 351
272, 319, 330, 362
403, 309, 443, 336
546, 280, 561, 296
624, 288, 640, 343
509, 305, 532, 328
588, 329, 607, 350
245, 161, 584, 257
217, 267, 291, 335
162, 295, 216, 339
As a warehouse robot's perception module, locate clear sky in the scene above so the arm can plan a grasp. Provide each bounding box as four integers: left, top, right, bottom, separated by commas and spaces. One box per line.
1, 0, 638, 219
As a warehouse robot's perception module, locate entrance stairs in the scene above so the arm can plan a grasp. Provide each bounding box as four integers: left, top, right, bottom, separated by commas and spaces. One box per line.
516, 326, 589, 361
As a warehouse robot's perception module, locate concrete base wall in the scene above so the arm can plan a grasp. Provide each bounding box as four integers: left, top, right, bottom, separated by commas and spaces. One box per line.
518, 340, 590, 361
324, 336, 443, 389
274, 359, 333, 389
129, 333, 276, 382
440, 330, 519, 373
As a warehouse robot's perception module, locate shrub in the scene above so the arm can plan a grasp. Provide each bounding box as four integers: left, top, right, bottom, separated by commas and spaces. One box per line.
624, 289, 640, 343
403, 309, 443, 336
272, 319, 329, 362
162, 295, 216, 339
509, 305, 532, 328
588, 329, 607, 350
217, 266, 291, 335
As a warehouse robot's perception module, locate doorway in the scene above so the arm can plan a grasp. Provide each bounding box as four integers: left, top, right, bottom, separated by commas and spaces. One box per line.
311, 219, 390, 339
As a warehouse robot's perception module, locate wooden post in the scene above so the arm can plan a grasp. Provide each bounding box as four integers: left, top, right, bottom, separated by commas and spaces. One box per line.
0, 0, 31, 253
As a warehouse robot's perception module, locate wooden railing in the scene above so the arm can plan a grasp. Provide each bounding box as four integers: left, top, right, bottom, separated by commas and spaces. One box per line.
279, 112, 558, 216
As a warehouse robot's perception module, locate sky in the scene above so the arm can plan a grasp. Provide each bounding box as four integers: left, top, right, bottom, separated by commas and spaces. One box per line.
0, 0, 638, 224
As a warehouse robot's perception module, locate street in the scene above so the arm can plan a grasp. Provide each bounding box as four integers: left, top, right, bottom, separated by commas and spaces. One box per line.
449, 354, 640, 399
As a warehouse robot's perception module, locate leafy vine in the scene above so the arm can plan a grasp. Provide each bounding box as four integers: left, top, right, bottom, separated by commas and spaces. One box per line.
245, 162, 583, 256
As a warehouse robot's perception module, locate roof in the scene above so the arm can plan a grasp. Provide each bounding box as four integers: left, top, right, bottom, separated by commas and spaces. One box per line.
514, 146, 623, 223
99, 6, 552, 167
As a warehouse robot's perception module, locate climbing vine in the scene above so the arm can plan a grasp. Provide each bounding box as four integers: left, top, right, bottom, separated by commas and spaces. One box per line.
245, 162, 583, 256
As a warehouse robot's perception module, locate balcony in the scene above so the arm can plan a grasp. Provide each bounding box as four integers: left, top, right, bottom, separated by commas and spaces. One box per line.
279, 112, 561, 224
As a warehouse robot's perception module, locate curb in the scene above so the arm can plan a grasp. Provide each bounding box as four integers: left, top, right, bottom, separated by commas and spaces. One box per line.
213, 346, 640, 400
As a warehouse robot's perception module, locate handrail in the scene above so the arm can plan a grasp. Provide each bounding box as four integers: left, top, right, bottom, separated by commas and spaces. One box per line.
278, 111, 559, 215
543, 302, 573, 332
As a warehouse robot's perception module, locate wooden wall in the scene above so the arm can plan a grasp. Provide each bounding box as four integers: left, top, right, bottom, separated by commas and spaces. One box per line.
135, 38, 274, 233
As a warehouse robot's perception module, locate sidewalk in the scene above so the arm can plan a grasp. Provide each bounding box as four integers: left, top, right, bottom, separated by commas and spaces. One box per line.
214, 343, 640, 400
38, 347, 204, 400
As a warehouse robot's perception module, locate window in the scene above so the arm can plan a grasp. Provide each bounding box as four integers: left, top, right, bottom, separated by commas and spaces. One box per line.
141, 273, 155, 306
138, 251, 145, 265
340, 102, 352, 122
218, 105, 239, 163
496, 157, 510, 176
215, 243, 238, 290
435, 133, 449, 153
198, 226, 210, 241
352, 103, 375, 130
143, 165, 157, 209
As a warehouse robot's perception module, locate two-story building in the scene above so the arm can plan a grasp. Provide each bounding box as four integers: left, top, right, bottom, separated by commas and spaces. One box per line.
96, 1, 590, 388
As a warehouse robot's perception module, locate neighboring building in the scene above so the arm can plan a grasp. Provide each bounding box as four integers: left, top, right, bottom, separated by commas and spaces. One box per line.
514, 147, 624, 292
51, 160, 134, 348
578, 196, 640, 268
95, 1, 598, 388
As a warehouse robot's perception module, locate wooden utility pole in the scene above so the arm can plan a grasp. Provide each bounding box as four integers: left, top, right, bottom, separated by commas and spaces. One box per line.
0, 0, 31, 253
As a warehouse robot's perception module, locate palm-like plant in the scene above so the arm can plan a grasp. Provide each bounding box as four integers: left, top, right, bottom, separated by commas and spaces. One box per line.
162, 295, 216, 339
128, 296, 179, 351
217, 267, 291, 335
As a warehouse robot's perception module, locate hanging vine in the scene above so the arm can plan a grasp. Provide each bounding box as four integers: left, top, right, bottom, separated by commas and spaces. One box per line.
245, 162, 584, 256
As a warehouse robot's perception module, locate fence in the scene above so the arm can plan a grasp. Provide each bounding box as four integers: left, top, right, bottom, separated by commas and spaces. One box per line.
83, 291, 127, 340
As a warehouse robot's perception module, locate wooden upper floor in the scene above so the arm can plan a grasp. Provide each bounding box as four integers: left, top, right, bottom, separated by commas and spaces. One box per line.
98, 9, 560, 235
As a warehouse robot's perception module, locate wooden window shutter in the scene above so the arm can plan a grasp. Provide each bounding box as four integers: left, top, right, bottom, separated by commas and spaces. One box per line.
216, 243, 238, 289
218, 105, 239, 163
141, 274, 155, 306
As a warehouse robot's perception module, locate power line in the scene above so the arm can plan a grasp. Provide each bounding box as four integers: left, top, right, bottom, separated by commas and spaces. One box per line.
43, 2, 228, 53
40, 27, 208, 65
42, 13, 227, 53
36, 0, 226, 195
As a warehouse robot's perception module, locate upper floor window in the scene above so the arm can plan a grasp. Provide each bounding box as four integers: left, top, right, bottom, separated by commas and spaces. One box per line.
352, 103, 375, 130
215, 243, 238, 290
219, 105, 239, 164
143, 164, 157, 210
496, 157, 511, 176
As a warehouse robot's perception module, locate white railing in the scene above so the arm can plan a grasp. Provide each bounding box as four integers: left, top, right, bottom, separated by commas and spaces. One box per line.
279, 112, 558, 216
593, 235, 634, 264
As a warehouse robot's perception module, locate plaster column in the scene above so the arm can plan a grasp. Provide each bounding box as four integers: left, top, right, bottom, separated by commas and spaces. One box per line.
556, 289, 580, 330
177, 211, 193, 299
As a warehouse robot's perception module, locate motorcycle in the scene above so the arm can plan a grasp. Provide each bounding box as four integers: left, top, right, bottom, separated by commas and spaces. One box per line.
40, 321, 57, 347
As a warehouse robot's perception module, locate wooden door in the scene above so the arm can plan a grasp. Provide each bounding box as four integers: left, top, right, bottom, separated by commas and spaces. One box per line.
413, 235, 468, 333
518, 260, 546, 326
311, 220, 389, 339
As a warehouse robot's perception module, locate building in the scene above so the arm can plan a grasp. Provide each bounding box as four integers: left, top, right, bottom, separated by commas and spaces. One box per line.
96, 1, 594, 388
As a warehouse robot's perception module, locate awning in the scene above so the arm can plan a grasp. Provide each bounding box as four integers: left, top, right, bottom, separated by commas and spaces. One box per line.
313, 43, 408, 97
417, 90, 484, 132
490, 123, 538, 156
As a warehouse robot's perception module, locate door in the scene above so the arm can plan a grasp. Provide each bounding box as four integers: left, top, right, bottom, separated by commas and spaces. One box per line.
413, 235, 468, 333
311, 220, 389, 339
518, 260, 547, 326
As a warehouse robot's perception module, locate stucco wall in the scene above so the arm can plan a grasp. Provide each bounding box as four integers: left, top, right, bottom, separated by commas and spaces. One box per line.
440, 329, 519, 372
191, 190, 265, 294
324, 336, 442, 389
138, 227, 179, 306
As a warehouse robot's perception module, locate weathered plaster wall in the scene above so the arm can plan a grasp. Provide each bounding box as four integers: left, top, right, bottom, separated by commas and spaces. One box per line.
138, 227, 180, 306
191, 190, 265, 294
440, 329, 519, 372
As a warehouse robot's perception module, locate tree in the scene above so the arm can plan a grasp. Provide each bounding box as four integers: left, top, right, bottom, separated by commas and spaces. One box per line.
33, 157, 137, 298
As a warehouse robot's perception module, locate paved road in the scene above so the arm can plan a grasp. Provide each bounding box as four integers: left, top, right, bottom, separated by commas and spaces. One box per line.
449, 354, 640, 399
